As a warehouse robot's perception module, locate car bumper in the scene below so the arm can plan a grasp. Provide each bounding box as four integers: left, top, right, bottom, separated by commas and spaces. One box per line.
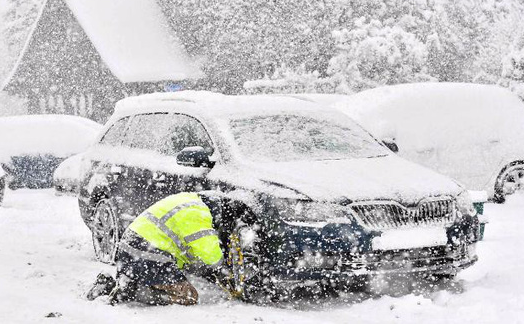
268, 243, 478, 283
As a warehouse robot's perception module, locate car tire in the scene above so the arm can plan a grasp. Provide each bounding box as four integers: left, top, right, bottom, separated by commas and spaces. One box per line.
91, 199, 120, 264
0, 177, 4, 206
493, 162, 524, 204
227, 224, 267, 302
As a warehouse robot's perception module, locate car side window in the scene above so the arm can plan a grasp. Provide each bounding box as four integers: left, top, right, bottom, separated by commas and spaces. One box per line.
160, 114, 214, 156
123, 113, 214, 156
124, 113, 168, 150
99, 117, 130, 146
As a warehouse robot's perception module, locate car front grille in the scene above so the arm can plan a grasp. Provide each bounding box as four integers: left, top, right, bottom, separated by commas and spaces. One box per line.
350, 198, 456, 231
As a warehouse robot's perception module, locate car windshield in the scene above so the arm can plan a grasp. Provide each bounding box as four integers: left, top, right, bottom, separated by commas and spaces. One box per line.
229, 114, 387, 162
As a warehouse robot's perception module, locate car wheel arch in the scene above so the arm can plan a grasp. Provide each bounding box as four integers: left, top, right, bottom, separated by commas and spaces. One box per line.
493, 160, 524, 203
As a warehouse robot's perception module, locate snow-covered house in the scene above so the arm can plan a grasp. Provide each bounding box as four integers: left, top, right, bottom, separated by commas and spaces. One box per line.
1, 0, 201, 122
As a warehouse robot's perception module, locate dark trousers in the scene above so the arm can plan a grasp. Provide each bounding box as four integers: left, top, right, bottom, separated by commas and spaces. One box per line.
112, 232, 189, 304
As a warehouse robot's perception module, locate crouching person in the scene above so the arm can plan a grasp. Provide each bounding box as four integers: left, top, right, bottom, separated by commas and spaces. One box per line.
86, 192, 230, 306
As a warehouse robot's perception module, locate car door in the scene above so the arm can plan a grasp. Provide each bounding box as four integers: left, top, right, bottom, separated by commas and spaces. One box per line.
83, 116, 133, 221
118, 113, 174, 215
158, 113, 216, 194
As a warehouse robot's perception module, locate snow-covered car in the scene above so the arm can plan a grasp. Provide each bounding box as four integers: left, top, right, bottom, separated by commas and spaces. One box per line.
78, 91, 480, 300
53, 153, 90, 196
0, 115, 102, 190
297, 83, 524, 203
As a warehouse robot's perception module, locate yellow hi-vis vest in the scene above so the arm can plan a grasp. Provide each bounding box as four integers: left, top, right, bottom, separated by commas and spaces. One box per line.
126, 192, 223, 269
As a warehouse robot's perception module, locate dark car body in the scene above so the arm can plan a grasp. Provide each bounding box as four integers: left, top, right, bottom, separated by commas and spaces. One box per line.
3, 154, 63, 189
78, 92, 480, 297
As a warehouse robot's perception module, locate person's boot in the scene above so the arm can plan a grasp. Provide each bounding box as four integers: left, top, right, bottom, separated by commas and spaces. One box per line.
86, 272, 116, 301
157, 281, 199, 305
108, 275, 137, 305
136, 281, 199, 306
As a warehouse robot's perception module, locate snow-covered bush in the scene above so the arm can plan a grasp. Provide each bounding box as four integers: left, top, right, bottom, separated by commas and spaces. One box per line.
328, 18, 434, 93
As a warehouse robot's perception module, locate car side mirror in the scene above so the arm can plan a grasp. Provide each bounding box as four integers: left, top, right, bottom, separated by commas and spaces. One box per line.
176, 146, 212, 168
382, 138, 399, 153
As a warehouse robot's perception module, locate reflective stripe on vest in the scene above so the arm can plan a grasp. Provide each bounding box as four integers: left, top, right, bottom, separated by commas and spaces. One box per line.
160, 201, 209, 223
128, 193, 222, 268
184, 229, 218, 244
119, 241, 174, 264
142, 211, 191, 260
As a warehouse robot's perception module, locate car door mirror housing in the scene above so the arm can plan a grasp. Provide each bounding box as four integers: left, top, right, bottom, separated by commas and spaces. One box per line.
176, 146, 212, 168
382, 138, 399, 153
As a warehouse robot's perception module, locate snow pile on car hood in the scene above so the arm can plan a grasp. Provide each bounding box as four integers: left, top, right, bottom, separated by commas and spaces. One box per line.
328, 83, 524, 151
210, 155, 463, 204
0, 115, 101, 160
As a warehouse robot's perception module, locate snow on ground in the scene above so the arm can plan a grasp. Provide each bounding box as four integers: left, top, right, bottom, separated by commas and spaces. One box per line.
0, 189, 523, 324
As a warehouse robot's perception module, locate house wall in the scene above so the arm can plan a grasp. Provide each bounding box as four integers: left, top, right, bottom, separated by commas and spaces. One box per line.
4, 0, 126, 122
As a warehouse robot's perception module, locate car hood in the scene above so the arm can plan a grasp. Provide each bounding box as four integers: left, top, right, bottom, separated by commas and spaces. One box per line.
236, 155, 463, 205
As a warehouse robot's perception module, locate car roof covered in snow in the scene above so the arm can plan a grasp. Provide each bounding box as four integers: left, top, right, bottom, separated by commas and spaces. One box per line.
112, 91, 341, 122
0, 114, 102, 160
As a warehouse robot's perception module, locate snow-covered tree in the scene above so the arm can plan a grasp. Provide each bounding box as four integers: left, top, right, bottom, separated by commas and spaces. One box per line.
0, 0, 40, 115
425, 1, 489, 82
244, 0, 524, 96
1, 0, 41, 77
160, 0, 340, 93
498, 35, 524, 99
328, 18, 434, 93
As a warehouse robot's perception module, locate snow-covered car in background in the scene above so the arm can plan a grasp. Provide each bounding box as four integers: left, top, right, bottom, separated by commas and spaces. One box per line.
53, 152, 90, 196
298, 83, 524, 203
0, 115, 101, 190
78, 91, 480, 300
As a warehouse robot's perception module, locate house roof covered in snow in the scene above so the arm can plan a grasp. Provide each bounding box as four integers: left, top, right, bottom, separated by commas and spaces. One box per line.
2, 0, 201, 90
64, 0, 202, 82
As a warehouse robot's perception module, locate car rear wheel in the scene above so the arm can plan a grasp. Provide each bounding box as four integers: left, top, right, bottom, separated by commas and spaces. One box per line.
494, 162, 524, 203
91, 199, 119, 264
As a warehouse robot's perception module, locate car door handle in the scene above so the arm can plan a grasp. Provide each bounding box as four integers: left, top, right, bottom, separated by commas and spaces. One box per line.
110, 165, 122, 175
152, 172, 166, 182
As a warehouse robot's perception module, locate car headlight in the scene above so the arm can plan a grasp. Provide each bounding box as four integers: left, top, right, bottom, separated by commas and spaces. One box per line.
271, 197, 353, 223
456, 191, 477, 217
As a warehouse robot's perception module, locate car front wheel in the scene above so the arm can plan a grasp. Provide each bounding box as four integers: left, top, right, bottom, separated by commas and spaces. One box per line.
227, 224, 266, 302
494, 162, 524, 203
91, 199, 119, 264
